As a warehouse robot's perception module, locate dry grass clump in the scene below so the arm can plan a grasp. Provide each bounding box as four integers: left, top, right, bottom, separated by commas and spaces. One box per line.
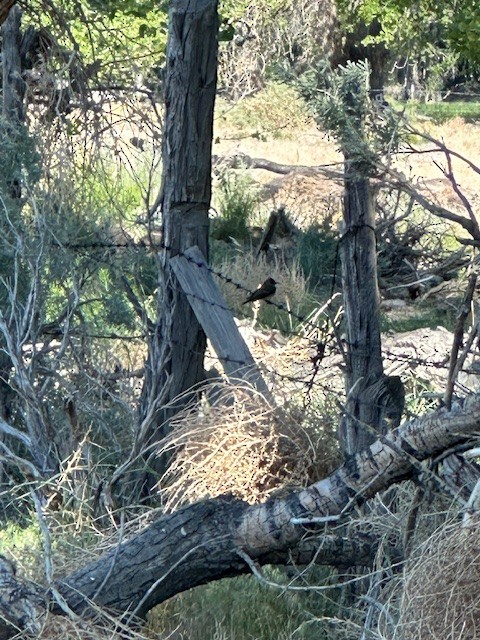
217, 251, 310, 314
158, 382, 316, 512
274, 174, 343, 229
399, 518, 480, 639
35, 615, 117, 639
33, 610, 156, 640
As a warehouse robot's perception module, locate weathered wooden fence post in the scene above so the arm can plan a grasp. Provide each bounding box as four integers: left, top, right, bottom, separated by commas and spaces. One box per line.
135, 0, 219, 485
338, 157, 385, 455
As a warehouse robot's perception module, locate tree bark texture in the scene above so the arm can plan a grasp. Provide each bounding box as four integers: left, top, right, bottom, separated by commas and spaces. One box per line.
50, 395, 480, 621
0, 555, 45, 640
136, 0, 218, 476
339, 159, 385, 455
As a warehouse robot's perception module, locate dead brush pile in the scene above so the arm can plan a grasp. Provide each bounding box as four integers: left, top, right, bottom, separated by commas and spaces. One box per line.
158, 382, 318, 511
399, 518, 480, 639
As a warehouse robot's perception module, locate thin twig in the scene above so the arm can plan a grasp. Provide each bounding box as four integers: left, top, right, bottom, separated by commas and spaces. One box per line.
445, 273, 477, 409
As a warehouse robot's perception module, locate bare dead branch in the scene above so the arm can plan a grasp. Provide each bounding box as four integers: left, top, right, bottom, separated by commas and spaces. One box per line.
377, 163, 480, 243
445, 273, 477, 409
213, 152, 344, 181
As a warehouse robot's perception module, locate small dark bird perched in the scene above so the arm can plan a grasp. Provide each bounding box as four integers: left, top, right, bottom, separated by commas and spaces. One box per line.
243, 277, 277, 304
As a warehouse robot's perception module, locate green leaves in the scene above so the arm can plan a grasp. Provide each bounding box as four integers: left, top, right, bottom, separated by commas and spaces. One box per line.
338, 0, 480, 69
297, 61, 404, 171
85, 0, 159, 20
447, 3, 480, 66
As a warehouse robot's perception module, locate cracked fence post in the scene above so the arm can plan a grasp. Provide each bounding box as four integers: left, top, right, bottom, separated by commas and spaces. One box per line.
134, 0, 219, 490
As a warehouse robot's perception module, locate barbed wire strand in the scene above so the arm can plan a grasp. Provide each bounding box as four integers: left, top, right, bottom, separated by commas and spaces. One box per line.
46, 238, 478, 388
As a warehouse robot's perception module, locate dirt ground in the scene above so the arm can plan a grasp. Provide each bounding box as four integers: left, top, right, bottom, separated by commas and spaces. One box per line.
213, 114, 480, 230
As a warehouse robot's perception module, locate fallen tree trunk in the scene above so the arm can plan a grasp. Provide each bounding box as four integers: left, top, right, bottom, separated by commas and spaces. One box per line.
57, 395, 480, 618
212, 152, 344, 201
2, 394, 480, 635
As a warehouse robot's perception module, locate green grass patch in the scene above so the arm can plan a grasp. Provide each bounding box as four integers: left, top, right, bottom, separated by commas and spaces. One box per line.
211, 170, 259, 243
0, 521, 42, 580
381, 304, 457, 334
148, 568, 336, 640
296, 222, 339, 291
396, 99, 480, 122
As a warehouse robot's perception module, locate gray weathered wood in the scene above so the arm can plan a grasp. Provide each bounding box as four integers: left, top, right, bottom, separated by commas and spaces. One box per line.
135, 0, 219, 475
170, 246, 272, 400
338, 157, 385, 455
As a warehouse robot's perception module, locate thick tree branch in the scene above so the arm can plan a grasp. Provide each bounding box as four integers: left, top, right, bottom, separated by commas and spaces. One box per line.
1, 394, 479, 636
48, 393, 480, 621
0, 555, 45, 639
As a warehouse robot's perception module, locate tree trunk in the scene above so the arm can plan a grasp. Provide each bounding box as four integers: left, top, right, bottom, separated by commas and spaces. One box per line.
57, 396, 480, 615
342, 18, 389, 104
135, 0, 218, 485
2, 5, 25, 124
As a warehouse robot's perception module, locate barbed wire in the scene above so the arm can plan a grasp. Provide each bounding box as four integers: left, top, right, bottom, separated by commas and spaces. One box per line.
77, 327, 455, 375
47, 237, 479, 387
53, 237, 333, 342
24, 304, 478, 420
71, 315, 476, 406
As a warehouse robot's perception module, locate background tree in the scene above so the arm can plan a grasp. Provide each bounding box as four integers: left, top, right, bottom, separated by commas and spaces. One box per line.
337, 0, 480, 98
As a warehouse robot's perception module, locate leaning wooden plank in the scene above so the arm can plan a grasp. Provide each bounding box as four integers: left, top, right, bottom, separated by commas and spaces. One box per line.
170, 246, 273, 400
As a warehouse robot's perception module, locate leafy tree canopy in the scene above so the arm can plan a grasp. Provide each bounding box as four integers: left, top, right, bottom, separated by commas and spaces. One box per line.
338, 0, 480, 67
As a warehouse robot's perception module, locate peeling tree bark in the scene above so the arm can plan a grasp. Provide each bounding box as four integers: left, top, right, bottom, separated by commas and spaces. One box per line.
0, 395, 475, 636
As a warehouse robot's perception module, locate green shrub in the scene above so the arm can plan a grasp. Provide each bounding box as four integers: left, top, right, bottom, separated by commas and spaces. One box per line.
297, 222, 339, 290
149, 568, 336, 640
216, 82, 310, 138
211, 170, 259, 242
0, 522, 42, 580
